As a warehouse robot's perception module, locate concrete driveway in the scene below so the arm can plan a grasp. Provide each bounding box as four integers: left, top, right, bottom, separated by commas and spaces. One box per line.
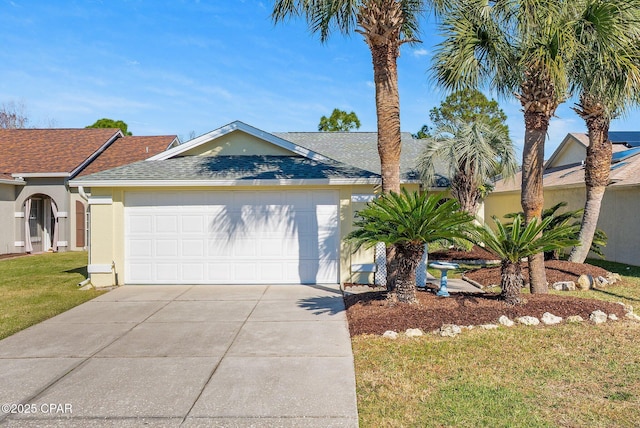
0, 284, 358, 427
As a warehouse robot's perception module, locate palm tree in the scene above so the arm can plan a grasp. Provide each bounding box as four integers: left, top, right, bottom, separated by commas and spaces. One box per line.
567, 0, 640, 263
272, 0, 448, 291
347, 189, 474, 303
473, 216, 580, 305
417, 119, 517, 216
432, 0, 581, 293
272, 0, 446, 193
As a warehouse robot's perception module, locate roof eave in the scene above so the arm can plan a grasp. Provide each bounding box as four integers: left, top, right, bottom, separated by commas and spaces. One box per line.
69, 177, 382, 188
12, 172, 71, 178
147, 121, 330, 162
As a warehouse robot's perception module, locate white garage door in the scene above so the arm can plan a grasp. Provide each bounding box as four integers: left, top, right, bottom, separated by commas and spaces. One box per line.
124, 190, 339, 284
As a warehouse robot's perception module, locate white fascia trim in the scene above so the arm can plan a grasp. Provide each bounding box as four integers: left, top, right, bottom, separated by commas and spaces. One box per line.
0, 178, 25, 185
147, 120, 330, 162
70, 178, 381, 187
88, 195, 113, 205
12, 172, 70, 178
69, 130, 124, 179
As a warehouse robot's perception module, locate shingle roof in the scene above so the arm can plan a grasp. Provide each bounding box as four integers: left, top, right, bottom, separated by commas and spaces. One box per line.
0, 128, 121, 175
273, 132, 434, 181
79, 135, 177, 176
494, 149, 640, 192
73, 155, 381, 183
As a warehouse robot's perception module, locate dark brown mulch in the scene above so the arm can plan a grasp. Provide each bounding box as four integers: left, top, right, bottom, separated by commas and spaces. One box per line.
430, 245, 499, 261
464, 259, 611, 287
345, 290, 627, 336
345, 249, 626, 336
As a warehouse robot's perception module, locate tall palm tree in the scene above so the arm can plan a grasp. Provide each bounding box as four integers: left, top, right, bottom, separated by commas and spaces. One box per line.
347, 189, 474, 303
417, 119, 517, 216
473, 215, 579, 305
567, 0, 640, 263
432, 0, 580, 293
272, 0, 448, 291
272, 0, 446, 193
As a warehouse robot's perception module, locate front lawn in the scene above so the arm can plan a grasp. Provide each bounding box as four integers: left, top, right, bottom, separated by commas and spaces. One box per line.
353, 259, 640, 427
0, 252, 104, 340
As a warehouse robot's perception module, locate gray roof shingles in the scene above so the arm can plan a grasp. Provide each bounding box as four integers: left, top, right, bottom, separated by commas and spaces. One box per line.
273, 131, 426, 180
74, 155, 380, 182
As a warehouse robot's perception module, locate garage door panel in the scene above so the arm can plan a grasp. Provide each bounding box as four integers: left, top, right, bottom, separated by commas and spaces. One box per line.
156, 240, 178, 257
125, 190, 339, 284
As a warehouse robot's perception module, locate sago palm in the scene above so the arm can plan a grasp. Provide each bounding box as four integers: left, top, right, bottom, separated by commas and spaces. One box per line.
417, 119, 517, 216
567, 0, 640, 262
347, 189, 474, 303
432, 0, 580, 293
473, 216, 580, 305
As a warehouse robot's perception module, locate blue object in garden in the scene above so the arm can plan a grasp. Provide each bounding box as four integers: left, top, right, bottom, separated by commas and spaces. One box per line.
429, 262, 460, 297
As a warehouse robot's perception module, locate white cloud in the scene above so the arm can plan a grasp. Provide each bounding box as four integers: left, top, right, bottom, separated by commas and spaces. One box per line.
412, 48, 429, 57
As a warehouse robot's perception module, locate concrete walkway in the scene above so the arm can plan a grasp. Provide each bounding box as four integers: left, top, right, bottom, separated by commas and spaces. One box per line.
0, 285, 358, 427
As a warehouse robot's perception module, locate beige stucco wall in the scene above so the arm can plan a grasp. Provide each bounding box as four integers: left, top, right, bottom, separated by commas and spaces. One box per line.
0, 184, 17, 254
485, 184, 640, 266
547, 137, 586, 168
181, 131, 293, 157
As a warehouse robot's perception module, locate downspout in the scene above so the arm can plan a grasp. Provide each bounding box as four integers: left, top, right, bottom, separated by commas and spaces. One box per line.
78, 186, 92, 285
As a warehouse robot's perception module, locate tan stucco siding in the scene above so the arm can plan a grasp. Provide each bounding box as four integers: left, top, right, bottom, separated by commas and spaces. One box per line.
181, 131, 293, 157
485, 184, 640, 266
0, 184, 16, 254
87, 187, 118, 287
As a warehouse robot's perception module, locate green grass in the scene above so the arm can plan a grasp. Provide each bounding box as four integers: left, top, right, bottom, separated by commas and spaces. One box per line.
354, 259, 640, 427
0, 252, 105, 340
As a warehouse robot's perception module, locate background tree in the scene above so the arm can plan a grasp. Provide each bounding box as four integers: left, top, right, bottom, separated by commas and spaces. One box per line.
417, 119, 517, 215
347, 189, 474, 303
432, 0, 580, 293
0, 100, 29, 129
567, 0, 640, 263
416, 88, 509, 139
319, 108, 361, 131
86, 118, 133, 135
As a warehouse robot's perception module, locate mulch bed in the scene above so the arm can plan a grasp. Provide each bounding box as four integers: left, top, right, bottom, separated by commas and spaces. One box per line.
345, 290, 627, 336
345, 248, 627, 337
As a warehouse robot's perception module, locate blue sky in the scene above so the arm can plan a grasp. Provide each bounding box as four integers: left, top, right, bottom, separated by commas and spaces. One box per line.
2, 0, 639, 158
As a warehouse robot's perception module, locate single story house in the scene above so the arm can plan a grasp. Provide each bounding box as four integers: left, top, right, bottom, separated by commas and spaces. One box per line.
485, 131, 640, 266
70, 120, 446, 287
0, 129, 179, 255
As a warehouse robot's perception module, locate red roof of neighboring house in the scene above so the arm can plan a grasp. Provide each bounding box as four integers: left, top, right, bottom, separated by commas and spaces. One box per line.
0, 128, 121, 175
78, 135, 177, 176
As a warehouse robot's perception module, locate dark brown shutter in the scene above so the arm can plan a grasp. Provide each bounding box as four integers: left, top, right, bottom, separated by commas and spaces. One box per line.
75, 201, 85, 247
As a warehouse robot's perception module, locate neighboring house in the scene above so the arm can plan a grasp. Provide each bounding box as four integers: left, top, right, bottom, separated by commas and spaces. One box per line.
0, 129, 179, 256
485, 131, 640, 266
70, 120, 443, 287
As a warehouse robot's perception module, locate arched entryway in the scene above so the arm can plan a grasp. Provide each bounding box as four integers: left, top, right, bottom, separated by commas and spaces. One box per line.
24, 194, 59, 253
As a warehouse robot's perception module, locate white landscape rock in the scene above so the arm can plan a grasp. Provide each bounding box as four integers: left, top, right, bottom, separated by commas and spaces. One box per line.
552, 281, 576, 291
625, 312, 640, 322
608, 314, 619, 321
479, 324, 499, 330
382, 330, 399, 339
541, 312, 563, 325
576, 275, 593, 290
405, 328, 424, 338
590, 310, 608, 324
567, 315, 584, 323
498, 315, 515, 327
516, 316, 540, 326
439, 324, 462, 337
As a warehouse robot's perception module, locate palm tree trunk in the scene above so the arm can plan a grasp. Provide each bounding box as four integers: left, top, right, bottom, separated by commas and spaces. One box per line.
500, 260, 523, 305
371, 41, 401, 194
521, 115, 548, 294
569, 97, 611, 263
358, 0, 404, 290
518, 69, 557, 294
392, 242, 423, 304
